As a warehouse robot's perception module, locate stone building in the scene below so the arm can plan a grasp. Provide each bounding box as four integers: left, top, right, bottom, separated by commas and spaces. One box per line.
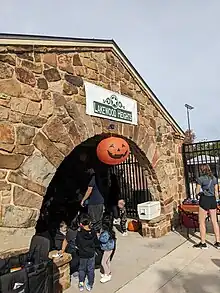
0, 34, 185, 242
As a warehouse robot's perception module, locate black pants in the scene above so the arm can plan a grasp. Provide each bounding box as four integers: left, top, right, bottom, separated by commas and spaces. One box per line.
79, 256, 95, 286
112, 206, 119, 219
120, 216, 127, 233
88, 204, 104, 232
70, 251, 79, 275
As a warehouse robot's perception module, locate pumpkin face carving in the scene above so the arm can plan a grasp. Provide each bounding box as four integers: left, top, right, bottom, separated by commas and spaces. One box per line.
96, 137, 130, 165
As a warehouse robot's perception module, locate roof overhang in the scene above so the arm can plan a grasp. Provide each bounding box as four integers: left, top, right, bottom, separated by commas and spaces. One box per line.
0, 33, 184, 137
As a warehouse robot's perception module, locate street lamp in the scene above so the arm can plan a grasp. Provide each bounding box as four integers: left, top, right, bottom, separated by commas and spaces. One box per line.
185, 104, 194, 131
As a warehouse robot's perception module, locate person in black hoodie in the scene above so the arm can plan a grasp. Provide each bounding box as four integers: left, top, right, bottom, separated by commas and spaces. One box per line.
76, 214, 99, 292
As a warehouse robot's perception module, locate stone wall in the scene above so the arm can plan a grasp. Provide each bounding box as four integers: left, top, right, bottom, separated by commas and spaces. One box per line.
0, 44, 185, 236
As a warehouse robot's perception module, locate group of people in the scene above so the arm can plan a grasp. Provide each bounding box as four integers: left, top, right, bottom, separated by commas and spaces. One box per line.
76, 213, 115, 291
53, 169, 128, 291
51, 162, 220, 291
79, 169, 128, 236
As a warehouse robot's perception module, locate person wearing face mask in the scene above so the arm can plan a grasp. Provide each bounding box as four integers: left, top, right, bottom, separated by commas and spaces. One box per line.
54, 221, 79, 275
54, 221, 68, 253
76, 214, 100, 291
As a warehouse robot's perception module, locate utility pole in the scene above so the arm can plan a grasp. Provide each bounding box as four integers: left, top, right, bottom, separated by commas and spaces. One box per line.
185, 104, 194, 131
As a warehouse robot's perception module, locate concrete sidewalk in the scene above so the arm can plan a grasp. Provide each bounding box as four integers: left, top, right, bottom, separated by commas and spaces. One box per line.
68, 231, 186, 293
116, 234, 220, 293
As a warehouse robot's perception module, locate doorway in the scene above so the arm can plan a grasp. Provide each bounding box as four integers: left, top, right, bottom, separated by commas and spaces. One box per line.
36, 134, 151, 233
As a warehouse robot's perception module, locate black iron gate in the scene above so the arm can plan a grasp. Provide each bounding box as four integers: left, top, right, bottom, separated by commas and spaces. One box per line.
110, 152, 151, 218
183, 140, 220, 199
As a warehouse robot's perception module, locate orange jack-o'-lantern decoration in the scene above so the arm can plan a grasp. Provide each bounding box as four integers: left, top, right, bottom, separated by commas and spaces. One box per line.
96, 137, 130, 165
128, 220, 140, 232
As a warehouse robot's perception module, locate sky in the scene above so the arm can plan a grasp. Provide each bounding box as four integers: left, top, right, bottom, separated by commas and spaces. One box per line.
0, 0, 220, 141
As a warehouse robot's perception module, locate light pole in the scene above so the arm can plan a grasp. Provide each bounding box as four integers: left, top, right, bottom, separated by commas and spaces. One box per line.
185, 104, 194, 131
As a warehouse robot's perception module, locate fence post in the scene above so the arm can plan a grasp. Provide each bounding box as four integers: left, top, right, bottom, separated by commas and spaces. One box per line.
182, 143, 191, 199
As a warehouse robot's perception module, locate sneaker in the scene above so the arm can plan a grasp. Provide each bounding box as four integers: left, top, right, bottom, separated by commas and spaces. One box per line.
85, 282, 92, 291
100, 274, 111, 283
122, 232, 128, 236
214, 242, 220, 249
72, 272, 79, 278
79, 282, 84, 291
100, 272, 111, 278
113, 219, 119, 225
193, 242, 208, 249
71, 273, 78, 283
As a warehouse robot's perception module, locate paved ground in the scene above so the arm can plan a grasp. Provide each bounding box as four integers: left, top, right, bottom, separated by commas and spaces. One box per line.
117, 233, 220, 293
67, 230, 186, 293
68, 228, 220, 293
2, 224, 220, 293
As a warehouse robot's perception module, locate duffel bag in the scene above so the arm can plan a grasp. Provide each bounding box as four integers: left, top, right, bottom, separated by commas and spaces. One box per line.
0, 253, 31, 276
27, 261, 53, 293
0, 268, 28, 293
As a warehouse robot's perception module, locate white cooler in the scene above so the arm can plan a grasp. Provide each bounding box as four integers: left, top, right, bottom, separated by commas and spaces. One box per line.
137, 201, 161, 220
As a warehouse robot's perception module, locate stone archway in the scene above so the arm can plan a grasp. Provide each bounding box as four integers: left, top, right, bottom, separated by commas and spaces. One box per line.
0, 100, 162, 230
0, 98, 183, 230
35, 133, 161, 233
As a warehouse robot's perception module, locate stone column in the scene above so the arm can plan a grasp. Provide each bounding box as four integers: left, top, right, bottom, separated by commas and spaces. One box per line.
49, 252, 72, 292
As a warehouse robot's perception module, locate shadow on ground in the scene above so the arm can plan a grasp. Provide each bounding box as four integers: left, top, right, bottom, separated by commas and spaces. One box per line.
212, 258, 220, 268
156, 229, 220, 293
157, 269, 220, 293
175, 220, 217, 248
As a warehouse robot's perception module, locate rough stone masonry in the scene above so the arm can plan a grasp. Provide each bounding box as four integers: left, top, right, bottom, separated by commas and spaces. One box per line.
0, 41, 185, 240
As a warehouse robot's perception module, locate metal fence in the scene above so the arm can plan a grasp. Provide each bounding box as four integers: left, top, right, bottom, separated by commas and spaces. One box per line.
110, 152, 152, 218
183, 140, 220, 199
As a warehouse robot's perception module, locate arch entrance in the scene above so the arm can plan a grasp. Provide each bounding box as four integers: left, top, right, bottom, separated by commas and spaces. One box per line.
36, 134, 153, 232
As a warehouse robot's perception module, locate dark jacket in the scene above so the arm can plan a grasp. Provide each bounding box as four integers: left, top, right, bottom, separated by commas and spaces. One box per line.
119, 207, 127, 221
76, 228, 100, 259
54, 230, 65, 251
66, 228, 78, 253
54, 228, 77, 253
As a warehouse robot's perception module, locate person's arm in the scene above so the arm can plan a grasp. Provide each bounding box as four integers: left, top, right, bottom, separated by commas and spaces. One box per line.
195, 177, 202, 198
81, 176, 95, 206
215, 184, 219, 199
214, 177, 219, 198
94, 232, 101, 248
81, 187, 93, 206
75, 231, 79, 249
195, 184, 201, 195
60, 238, 68, 253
